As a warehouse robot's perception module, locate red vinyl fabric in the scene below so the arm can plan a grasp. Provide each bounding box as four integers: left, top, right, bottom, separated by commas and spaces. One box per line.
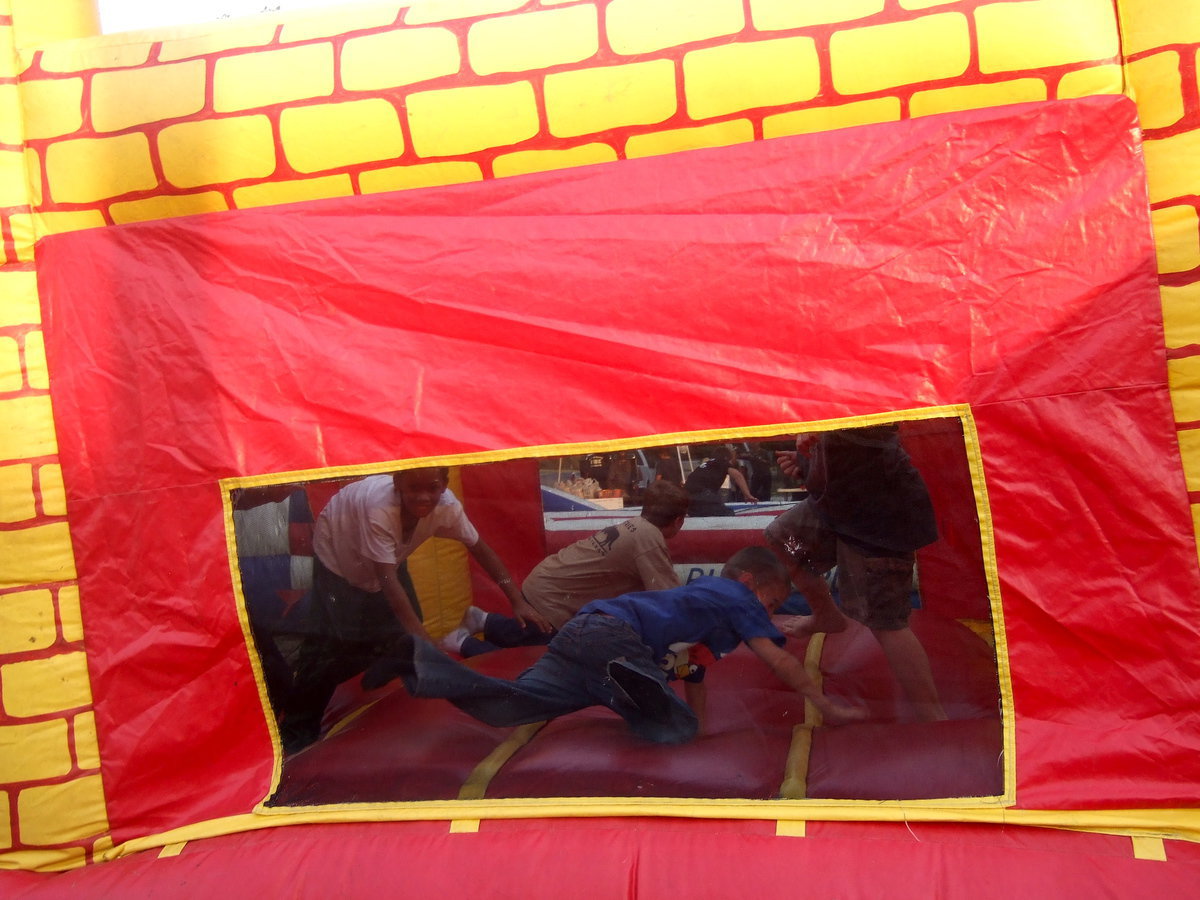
4, 820, 1200, 899
35, 95, 1200, 841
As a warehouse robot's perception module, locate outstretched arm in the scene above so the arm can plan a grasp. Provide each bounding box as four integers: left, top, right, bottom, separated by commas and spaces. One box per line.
374, 561, 431, 643
468, 539, 553, 633
746, 637, 865, 725
727, 466, 757, 503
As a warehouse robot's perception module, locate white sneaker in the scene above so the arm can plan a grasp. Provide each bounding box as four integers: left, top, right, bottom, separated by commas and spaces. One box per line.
460, 605, 489, 635
439, 626, 469, 655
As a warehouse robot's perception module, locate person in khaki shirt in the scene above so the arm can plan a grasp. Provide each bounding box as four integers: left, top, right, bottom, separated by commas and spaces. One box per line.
441, 481, 690, 657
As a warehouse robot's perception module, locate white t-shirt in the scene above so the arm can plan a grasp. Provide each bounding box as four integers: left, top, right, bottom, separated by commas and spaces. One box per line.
312, 475, 479, 592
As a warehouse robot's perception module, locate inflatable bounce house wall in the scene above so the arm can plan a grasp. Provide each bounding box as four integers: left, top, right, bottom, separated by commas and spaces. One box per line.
2, 0, 1200, 893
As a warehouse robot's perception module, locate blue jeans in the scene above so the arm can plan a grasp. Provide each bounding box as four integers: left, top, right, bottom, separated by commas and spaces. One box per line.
459, 612, 551, 658
406, 613, 698, 744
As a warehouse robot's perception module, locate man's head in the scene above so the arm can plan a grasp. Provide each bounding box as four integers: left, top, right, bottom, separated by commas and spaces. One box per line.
393, 467, 450, 520
640, 481, 690, 537
721, 546, 789, 612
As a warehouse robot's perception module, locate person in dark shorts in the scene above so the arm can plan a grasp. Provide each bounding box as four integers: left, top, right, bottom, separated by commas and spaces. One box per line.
766, 425, 946, 721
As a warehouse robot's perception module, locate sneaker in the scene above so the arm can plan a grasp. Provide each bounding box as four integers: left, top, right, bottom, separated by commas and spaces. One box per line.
460, 605, 488, 635
439, 626, 469, 655
606, 659, 671, 719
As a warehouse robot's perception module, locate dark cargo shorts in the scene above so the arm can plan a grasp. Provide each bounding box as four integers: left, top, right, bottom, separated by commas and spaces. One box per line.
764, 499, 915, 631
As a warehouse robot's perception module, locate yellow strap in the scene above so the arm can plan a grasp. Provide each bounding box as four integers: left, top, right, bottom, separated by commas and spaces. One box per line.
458, 721, 548, 801
157, 842, 186, 858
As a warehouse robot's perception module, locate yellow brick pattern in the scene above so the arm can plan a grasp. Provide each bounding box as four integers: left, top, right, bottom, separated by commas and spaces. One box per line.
1151, 206, 1200, 275
281, 100, 405, 173
0, 272, 40, 328
0, 148, 28, 206
342, 27, 460, 91
751, 0, 885, 31
359, 161, 482, 193
23, 330, 46, 390
545, 60, 676, 139
12, 210, 106, 248
684, 37, 821, 120
0, 523, 77, 589
45, 134, 157, 203
57, 585, 83, 644
408, 81, 540, 156
109, 192, 229, 225
159, 116, 277, 189
2, 651, 91, 716
1127, 53, 1183, 129
607, 0, 743, 56
469, 6, 598, 75
910, 78, 1046, 117
1179, 429, 1200, 491
1056, 64, 1123, 99
1119, 0, 1200, 54
0, 464, 36, 522
0, 589, 57, 654
38, 464, 65, 517
214, 44, 335, 113
17, 77, 82, 140
0, 396, 57, 460
233, 174, 354, 209
0, 336, 20, 391
1169, 357, 1200, 422
625, 119, 753, 159
0, 721, 72, 782
0, 83, 20, 145
763, 97, 901, 138
1161, 284, 1200, 348
493, 144, 617, 178
1144, 126, 1196, 199
72, 711, 100, 770
977, 0, 1120, 74
830, 13, 971, 95
92, 61, 206, 133
16, 775, 107, 845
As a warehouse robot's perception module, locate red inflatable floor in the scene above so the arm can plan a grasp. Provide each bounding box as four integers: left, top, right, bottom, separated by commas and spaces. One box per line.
270, 610, 1004, 806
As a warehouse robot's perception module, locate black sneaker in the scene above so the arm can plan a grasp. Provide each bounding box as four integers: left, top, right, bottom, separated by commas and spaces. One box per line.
606, 658, 671, 719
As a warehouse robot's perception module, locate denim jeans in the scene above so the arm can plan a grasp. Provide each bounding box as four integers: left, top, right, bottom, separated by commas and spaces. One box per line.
407, 613, 698, 744
459, 613, 552, 658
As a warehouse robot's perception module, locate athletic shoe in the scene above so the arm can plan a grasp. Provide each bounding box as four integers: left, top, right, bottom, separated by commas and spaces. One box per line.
460, 605, 488, 635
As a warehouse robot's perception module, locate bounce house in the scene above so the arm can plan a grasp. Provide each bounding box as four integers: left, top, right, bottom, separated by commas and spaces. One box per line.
1, 0, 1200, 894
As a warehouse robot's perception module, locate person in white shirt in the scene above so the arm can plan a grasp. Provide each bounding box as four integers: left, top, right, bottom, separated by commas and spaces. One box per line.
280, 467, 546, 753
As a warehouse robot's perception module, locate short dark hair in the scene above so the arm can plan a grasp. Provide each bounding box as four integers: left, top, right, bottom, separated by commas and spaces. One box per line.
395, 466, 450, 484
640, 481, 689, 526
721, 546, 787, 584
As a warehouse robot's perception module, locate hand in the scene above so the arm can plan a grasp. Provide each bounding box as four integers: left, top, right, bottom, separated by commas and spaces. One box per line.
775, 450, 800, 478
512, 597, 553, 634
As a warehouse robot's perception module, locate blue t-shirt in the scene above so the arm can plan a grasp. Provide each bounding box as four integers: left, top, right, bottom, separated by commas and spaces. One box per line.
581, 576, 785, 683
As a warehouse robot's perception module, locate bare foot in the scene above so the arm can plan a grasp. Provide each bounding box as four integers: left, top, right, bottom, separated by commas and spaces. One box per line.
773, 612, 848, 638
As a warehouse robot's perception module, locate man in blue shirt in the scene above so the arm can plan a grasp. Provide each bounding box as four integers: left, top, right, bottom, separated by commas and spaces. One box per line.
368, 547, 864, 743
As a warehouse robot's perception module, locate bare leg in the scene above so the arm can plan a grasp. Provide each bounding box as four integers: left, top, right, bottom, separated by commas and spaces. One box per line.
773, 565, 847, 637
873, 627, 947, 722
